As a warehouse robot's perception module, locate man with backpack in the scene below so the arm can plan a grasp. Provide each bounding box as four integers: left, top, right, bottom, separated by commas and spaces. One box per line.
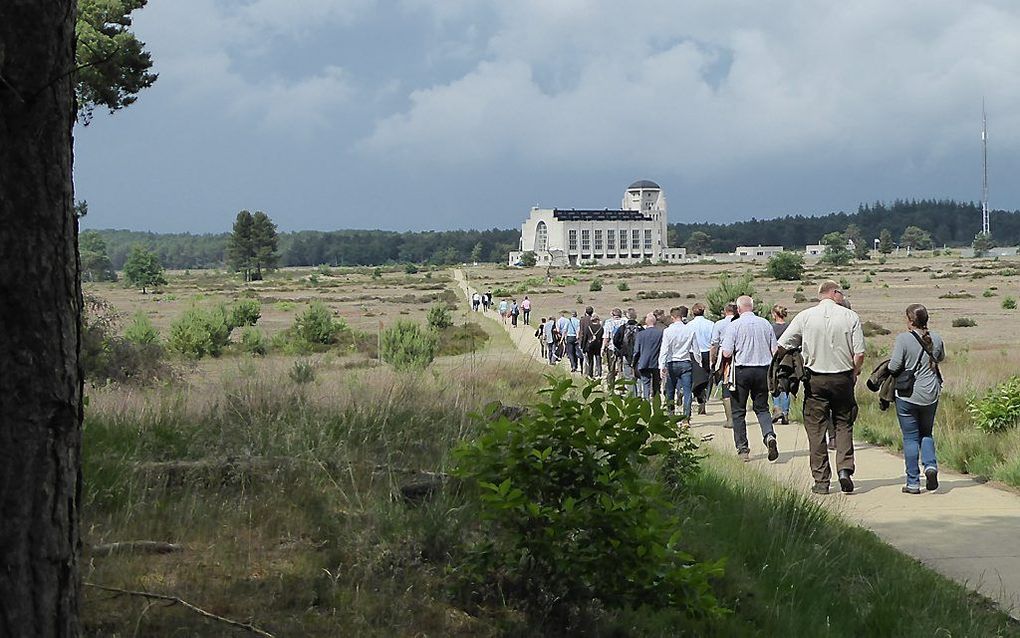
602, 308, 626, 390
612, 308, 642, 396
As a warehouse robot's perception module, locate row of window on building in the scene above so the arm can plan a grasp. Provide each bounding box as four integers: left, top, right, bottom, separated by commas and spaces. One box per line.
567, 228, 654, 252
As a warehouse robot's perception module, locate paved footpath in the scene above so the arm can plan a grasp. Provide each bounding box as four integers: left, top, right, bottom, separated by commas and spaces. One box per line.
455, 269, 1020, 619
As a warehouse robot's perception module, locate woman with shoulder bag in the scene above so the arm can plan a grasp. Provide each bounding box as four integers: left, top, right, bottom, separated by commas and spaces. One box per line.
888, 304, 946, 494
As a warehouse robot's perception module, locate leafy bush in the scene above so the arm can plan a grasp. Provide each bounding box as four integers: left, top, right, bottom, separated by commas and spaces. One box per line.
404, 263, 419, 274
295, 301, 347, 345
81, 293, 171, 384
793, 292, 807, 304
230, 298, 261, 327
706, 274, 768, 318
167, 305, 233, 358
766, 252, 804, 280
519, 251, 537, 267
969, 377, 1020, 433
453, 379, 724, 626
380, 320, 438, 371
617, 281, 630, 291
1003, 297, 1017, 310
589, 278, 603, 292
637, 290, 681, 300
123, 311, 159, 345
427, 303, 453, 330
240, 326, 269, 356
983, 290, 997, 298
952, 317, 977, 328
553, 276, 579, 287
289, 359, 316, 385
939, 292, 974, 299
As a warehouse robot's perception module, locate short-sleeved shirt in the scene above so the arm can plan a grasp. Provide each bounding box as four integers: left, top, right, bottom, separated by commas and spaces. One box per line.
722, 312, 777, 367
522, 299, 531, 310
889, 330, 945, 405
710, 315, 734, 348
543, 320, 556, 343
689, 315, 714, 353
603, 317, 626, 350
773, 322, 788, 339
778, 299, 865, 373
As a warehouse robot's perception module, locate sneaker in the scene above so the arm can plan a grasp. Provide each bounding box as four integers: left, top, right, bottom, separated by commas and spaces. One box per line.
838, 469, 854, 493
781, 414, 790, 425
811, 483, 830, 495
925, 467, 939, 491
738, 451, 751, 463
767, 436, 779, 462
902, 485, 921, 495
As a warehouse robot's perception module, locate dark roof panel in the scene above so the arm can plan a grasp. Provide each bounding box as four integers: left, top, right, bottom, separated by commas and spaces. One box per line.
627, 179, 660, 190
553, 209, 650, 221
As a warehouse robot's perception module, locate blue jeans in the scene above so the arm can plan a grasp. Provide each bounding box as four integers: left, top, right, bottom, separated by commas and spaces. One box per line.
895, 397, 938, 487
774, 391, 791, 415
664, 360, 693, 418
638, 369, 661, 401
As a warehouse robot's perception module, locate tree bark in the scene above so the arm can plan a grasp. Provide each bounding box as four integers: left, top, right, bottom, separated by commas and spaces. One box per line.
0, 1, 82, 636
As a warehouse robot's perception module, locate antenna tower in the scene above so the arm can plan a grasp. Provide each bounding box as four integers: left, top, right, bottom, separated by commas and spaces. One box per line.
982, 101, 990, 236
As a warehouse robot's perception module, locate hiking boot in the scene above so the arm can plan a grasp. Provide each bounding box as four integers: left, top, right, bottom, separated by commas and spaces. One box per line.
902, 485, 921, 495
697, 404, 707, 415
838, 469, 854, 493
925, 466, 939, 491
738, 450, 751, 463
811, 483, 830, 495
766, 436, 779, 462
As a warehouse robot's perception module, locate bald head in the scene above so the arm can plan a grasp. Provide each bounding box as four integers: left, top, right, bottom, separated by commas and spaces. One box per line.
736, 295, 754, 313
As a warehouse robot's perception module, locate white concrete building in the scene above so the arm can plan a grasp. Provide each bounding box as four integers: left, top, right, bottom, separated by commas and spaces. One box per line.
735, 245, 784, 259
806, 238, 856, 257
509, 180, 686, 266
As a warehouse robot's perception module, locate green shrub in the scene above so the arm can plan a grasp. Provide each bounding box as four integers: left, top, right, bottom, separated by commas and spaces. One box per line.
617, 281, 629, 291
82, 293, 171, 384
575, 295, 584, 304
404, 263, 419, 274
240, 326, 269, 356
983, 290, 997, 297
969, 376, 1020, 433
289, 359, 316, 385
295, 301, 347, 345
437, 322, 489, 356
123, 311, 159, 345
553, 276, 579, 287
839, 277, 852, 291
939, 292, 974, 299
380, 320, 438, 371
589, 278, 603, 292
706, 274, 768, 318
427, 303, 453, 330
167, 305, 232, 358
952, 317, 977, 328
637, 290, 681, 300
793, 292, 807, 304
453, 378, 724, 625
230, 298, 261, 327
1003, 297, 1017, 310
766, 252, 804, 281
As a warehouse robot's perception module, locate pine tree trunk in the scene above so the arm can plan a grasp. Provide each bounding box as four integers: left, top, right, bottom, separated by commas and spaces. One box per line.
0, 1, 82, 635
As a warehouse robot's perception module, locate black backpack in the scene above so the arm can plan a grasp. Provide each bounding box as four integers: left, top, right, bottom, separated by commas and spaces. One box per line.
614, 322, 641, 358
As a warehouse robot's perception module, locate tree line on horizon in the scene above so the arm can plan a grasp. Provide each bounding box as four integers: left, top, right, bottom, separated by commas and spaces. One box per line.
81, 199, 1020, 273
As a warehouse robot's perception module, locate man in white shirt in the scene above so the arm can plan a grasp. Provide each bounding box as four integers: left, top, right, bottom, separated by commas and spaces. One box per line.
778, 280, 866, 494
601, 308, 626, 390
688, 303, 715, 415
722, 296, 779, 462
658, 307, 701, 419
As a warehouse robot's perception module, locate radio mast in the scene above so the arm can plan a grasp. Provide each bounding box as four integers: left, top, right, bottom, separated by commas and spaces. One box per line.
982, 100, 990, 236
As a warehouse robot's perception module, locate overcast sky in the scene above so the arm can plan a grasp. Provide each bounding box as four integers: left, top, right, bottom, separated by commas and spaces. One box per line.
75, 0, 1020, 233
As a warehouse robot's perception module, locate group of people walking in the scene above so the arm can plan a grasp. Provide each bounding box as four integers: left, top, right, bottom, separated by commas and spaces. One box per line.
473, 278, 946, 496
472, 291, 531, 328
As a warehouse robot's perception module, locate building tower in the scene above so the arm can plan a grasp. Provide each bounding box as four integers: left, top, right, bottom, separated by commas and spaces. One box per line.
622, 180, 669, 248
982, 101, 990, 236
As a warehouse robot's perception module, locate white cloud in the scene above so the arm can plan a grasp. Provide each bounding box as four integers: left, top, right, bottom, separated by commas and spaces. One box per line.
361, 1, 1020, 179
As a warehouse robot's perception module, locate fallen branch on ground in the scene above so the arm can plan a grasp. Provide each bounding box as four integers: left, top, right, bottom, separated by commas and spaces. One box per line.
91, 541, 184, 557
84, 582, 275, 637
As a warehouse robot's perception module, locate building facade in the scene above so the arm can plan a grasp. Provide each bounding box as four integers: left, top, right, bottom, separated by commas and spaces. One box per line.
735, 245, 784, 260
509, 180, 686, 266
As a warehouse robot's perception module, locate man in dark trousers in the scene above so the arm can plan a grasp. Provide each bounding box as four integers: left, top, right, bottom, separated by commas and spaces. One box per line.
722, 296, 780, 463
778, 281, 865, 494
632, 312, 664, 400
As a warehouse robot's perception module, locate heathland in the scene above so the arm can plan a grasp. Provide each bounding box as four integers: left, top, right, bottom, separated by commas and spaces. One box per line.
81, 254, 1020, 635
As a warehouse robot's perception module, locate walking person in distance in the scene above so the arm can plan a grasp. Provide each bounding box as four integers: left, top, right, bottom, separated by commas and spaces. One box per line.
721, 296, 780, 462
771, 304, 791, 425
633, 312, 664, 401
659, 306, 700, 421
522, 296, 532, 325
688, 303, 714, 415
888, 304, 945, 494
778, 281, 865, 494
